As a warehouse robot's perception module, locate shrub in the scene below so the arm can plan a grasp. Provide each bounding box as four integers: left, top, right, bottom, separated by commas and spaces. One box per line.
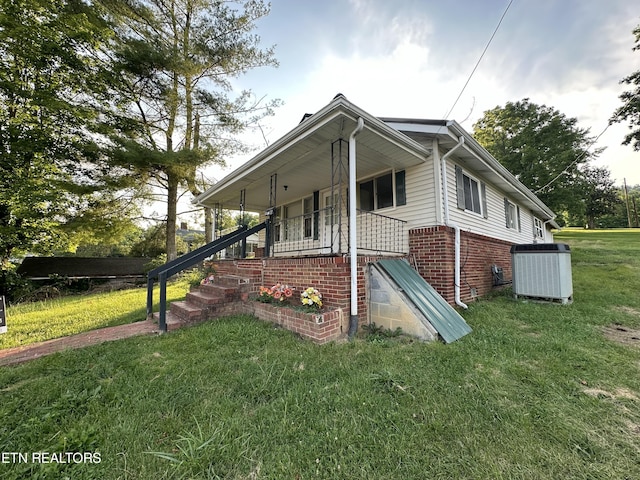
0, 264, 33, 304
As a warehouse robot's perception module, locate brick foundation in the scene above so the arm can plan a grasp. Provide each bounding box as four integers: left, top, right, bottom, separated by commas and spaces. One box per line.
210, 228, 513, 339
409, 226, 513, 304
211, 255, 397, 332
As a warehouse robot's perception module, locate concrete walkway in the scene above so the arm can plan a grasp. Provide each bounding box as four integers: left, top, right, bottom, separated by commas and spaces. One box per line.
0, 320, 161, 367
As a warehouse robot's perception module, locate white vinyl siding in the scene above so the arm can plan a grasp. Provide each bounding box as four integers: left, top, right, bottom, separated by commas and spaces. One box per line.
445, 158, 544, 244
387, 162, 438, 228
257, 150, 554, 250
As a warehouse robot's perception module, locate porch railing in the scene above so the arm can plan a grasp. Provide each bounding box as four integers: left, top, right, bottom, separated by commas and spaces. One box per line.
269, 207, 408, 255
356, 209, 407, 254
271, 207, 330, 254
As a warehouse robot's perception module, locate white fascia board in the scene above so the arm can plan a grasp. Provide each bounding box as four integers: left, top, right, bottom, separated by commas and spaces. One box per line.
194, 95, 430, 205
382, 121, 448, 135
193, 103, 345, 205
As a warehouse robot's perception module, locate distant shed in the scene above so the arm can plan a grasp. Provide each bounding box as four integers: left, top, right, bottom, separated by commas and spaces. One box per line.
17, 257, 149, 282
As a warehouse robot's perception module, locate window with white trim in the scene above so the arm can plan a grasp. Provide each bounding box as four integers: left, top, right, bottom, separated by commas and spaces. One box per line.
504, 199, 520, 231
534, 217, 544, 239
359, 170, 406, 211
455, 165, 487, 218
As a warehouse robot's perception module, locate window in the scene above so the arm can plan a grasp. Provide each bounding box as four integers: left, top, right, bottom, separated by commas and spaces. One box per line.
463, 175, 481, 214
360, 180, 374, 212
455, 165, 487, 218
376, 173, 393, 209
359, 170, 406, 211
534, 217, 544, 239
274, 195, 319, 243
303, 196, 312, 239
504, 199, 521, 231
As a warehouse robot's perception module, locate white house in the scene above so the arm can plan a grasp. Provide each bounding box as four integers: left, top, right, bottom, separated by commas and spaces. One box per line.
191, 94, 558, 340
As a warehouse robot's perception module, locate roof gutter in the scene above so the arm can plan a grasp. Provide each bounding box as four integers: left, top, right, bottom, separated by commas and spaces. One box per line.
192, 95, 431, 208
441, 136, 468, 310
446, 121, 558, 227
348, 117, 365, 339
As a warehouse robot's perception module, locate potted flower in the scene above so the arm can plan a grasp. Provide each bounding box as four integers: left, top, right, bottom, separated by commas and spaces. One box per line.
257, 283, 294, 304
300, 287, 323, 311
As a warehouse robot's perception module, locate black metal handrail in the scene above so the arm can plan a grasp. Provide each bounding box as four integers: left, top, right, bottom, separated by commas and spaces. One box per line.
147, 221, 267, 332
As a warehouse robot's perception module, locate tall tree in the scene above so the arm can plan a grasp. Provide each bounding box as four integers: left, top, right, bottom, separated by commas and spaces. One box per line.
473, 99, 600, 221
579, 166, 621, 229
610, 24, 640, 150
97, 0, 279, 260
0, 0, 136, 267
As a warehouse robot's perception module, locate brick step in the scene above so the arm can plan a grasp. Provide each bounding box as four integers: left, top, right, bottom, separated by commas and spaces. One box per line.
213, 275, 252, 287
170, 300, 204, 322
198, 283, 238, 298
152, 311, 184, 331
186, 290, 226, 308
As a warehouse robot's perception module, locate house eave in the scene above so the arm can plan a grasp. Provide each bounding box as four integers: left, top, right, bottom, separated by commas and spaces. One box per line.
445, 121, 558, 225
193, 95, 431, 211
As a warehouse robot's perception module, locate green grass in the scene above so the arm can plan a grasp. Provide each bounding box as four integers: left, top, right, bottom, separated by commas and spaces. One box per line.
0, 229, 639, 479
0, 281, 191, 350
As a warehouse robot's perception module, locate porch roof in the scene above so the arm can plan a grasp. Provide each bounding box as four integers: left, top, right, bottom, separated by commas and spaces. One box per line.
193, 94, 432, 212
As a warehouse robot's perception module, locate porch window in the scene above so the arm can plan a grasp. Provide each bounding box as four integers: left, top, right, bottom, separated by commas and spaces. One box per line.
455, 165, 487, 218
303, 196, 313, 239
359, 170, 406, 211
376, 173, 393, 209
360, 180, 374, 211
504, 198, 521, 231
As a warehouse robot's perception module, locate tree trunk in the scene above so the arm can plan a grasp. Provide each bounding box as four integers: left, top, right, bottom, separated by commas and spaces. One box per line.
166, 173, 179, 261
204, 206, 213, 243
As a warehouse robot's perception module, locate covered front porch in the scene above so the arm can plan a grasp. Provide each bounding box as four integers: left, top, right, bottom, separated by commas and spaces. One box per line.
194, 94, 431, 258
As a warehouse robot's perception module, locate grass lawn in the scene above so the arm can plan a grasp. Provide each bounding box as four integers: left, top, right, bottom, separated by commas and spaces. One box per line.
1, 229, 639, 479
0, 281, 191, 350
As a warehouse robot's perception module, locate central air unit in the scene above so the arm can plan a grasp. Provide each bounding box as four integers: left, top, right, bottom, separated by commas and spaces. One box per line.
510, 243, 573, 304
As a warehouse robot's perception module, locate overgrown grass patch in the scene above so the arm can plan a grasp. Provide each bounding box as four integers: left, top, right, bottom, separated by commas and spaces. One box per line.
0, 229, 639, 479
0, 281, 191, 350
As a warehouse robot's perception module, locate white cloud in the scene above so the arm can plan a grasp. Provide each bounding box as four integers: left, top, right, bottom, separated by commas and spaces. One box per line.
222, 0, 640, 187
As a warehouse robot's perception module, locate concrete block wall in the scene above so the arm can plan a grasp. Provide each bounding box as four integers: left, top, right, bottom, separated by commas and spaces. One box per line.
368, 265, 438, 340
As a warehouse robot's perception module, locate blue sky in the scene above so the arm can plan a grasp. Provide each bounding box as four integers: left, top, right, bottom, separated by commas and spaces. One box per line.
217, 0, 640, 188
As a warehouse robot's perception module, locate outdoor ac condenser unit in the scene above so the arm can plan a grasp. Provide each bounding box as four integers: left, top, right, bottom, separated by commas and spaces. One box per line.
510, 243, 573, 304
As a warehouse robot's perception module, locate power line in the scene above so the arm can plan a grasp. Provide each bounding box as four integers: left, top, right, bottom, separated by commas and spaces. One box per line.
442, 0, 514, 120
535, 89, 640, 194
